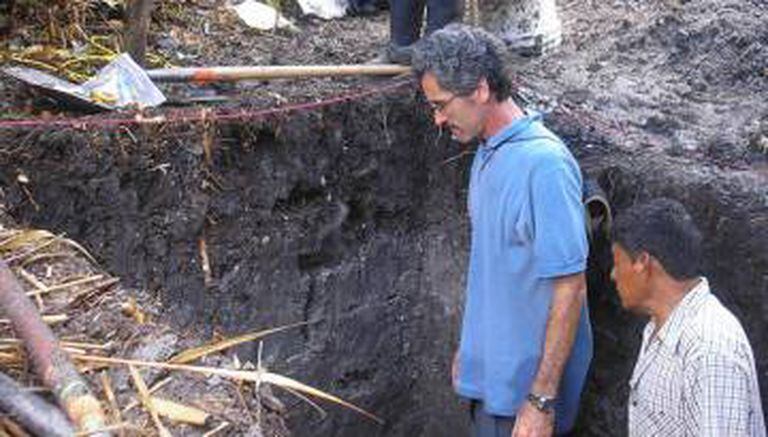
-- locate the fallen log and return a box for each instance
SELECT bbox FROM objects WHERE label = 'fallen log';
[0,371,74,437]
[0,260,109,436]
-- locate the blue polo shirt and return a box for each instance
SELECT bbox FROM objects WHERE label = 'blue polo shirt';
[455,112,592,433]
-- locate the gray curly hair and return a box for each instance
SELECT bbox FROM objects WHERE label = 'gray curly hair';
[412,24,512,101]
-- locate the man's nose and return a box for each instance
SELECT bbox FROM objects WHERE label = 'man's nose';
[434,111,447,127]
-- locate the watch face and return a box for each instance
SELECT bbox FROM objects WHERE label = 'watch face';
[527,394,556,412]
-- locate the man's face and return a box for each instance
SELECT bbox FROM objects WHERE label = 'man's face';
[420,72,485,144]
[611,243,652,313]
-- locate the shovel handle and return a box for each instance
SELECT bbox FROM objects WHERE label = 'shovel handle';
[146,64,412,83]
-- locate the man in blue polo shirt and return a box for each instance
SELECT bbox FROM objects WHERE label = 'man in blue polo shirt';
[412,25,592,436]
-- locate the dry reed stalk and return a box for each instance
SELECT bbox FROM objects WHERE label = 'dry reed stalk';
[0,343,83,357]
[0,230,96,265]
[74,422,139,437]
[17,268,46,311]
[0,417,29,437]
[149,397,209,426]
[0,338,108,351]
[99,372,124,436]
[122,377,173,413]
[76,354,384,424]
[168,321,310,364]
[281,385,326,419]
[201,108,215,167]
[198,236,212,286]
[3,235,60,264]
[19,252,74,267]
[57,340,111,351]
[61,346,87,355]
[26,275,105,297]
[128,365,172,437]
[67,277,120,308]
[0,314,68,325]
[232,380,255,422]
[201,421,229,437]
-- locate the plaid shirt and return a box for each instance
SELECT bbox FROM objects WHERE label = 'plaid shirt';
[628,278,766,437]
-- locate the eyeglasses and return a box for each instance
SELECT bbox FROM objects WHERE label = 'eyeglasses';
[426,94,459,114]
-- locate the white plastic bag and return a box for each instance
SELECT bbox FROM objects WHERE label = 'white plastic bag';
[2,53,166,111]
[296,0,348,20]
[231,0,298,31]
[83,53,166,109]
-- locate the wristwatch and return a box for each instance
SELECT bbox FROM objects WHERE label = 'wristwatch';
[526,393,557,413]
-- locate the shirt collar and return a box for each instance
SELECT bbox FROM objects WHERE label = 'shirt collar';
[651,277,711,349]
[481,111,542,151]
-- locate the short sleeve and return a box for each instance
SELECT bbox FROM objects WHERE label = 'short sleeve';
[531,159,588,278]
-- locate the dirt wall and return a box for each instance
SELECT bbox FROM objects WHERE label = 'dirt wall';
[550,111,768,435]
[0,89,471,436]
[0,87,766,436]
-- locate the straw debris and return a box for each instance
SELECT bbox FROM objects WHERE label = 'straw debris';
[0,221,380,435]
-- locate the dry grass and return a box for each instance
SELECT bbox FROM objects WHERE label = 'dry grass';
[168,321,309,364]
[1,0,171,82]
[77,354,385,425]
[0,222,382,435]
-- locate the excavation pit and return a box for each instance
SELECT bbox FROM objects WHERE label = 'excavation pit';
[0,0,767,435]
[0,79,766,436]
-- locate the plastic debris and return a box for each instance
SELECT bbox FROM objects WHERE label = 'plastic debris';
[297,0,349,20]
[2,53,166,111]
[231,0,298,31]
[100,0,125,8]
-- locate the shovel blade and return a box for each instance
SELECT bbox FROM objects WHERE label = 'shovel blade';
[1,53,166,112]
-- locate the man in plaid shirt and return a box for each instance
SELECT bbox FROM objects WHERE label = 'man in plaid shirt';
[611,198,765,436]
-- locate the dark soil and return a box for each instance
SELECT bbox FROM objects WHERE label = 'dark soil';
[0,0,767,436]
[0,89,473,436]
[516,0,768,170]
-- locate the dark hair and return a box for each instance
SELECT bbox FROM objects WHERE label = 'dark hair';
[611,198,703,280]
[411,23,513,101]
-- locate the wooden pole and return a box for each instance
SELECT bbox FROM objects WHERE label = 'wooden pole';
[125,0,155,66]
[146,64,412,83]
[0,372,75,437]
[0,260,109,436]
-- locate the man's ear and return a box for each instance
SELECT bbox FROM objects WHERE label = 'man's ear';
[647,255,670,279]
[472,78,491,104]
[633,251,652,275]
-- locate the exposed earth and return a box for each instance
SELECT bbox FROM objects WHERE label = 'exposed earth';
[0,0,766,436]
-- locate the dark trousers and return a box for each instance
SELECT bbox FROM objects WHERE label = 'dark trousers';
[469,400,516,437]
[469,400,579,437]
[389,0,462,47]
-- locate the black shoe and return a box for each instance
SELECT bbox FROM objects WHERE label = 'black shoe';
[367,43,413,65]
